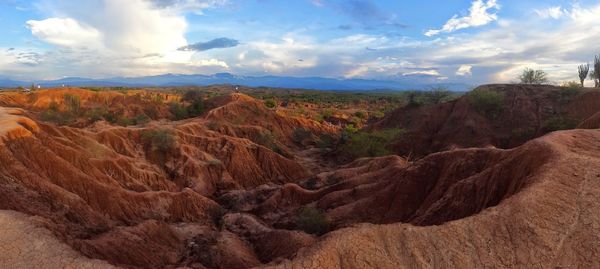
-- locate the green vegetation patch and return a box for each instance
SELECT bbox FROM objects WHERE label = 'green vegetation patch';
[141,129,176,154]
[338,127,404,159]
[169,89,207,120]
[264,98,277,109]
[543,116,578,132]
[468,89,505,119]
[256,130,283,154]
[292,127,313,144]
[295,207,329,235]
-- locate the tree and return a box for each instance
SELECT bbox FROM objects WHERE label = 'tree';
[578,63,590,87]
[426,88,452,104]
[519,68,548,84]
[593,55,600,88]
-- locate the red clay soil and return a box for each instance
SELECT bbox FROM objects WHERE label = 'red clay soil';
[0,88,177,123]
[204,93,338,149]
[223,128,554,230]
[579,110,600,128]
[0,90,334,268]
[261,129,600,269]
[1,88,600,269]
[373,84,600,157]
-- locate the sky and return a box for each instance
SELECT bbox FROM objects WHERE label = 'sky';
[0,0,599,86]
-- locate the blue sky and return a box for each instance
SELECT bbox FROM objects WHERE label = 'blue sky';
[1,0,599,86]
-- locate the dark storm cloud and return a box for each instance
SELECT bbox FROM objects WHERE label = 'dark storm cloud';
[178,38,240,52]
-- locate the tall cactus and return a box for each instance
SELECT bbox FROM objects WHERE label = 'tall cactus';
[578,64,589,87]
[594,55,600,88]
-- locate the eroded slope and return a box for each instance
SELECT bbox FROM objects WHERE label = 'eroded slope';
[262,129,600,268]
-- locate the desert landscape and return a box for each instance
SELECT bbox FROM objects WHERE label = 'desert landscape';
[2,0,600,268]
[0,82,599,268]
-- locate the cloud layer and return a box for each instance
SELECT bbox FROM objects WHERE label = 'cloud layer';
[2,0,600,87]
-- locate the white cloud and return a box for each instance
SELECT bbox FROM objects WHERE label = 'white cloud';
[18,0,234,78]
[189,58,229,68]
[26,18,101,48]
[456,65,472,76]
[534,6,565,19]
[425,0,500,37]
[402,70,441,76]
[427,3,600,84]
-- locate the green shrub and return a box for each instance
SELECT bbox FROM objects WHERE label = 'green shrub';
[468,89,505,119]
[256,131,282,153]
[169,102,189,120]
[169,95,206,120]
[371,110,385,119]
[322,108,335,118]
[85,107,108,123]
[40,110,74,126]
[543,116,578,132]
[295,207,329,235]
[354,111,367,119]
[141,129,175,154]
[341,124,359,140]
[63,94,81,115]
[295,107,307,117]
[292,128,313,143]
[186,99,205,117]
[115,116,134,127]
[133,114,151,125]
[339,128,404,159]
[182,90,202,102]
[41,100,74,125]
[48,101,59,112]
[313,114,325,123]
[317,134,336,149]
[406,91,424,107]
[152,94,164,103]
[425,88,453,104]
[555,86,581,104]
[264,99,277,109]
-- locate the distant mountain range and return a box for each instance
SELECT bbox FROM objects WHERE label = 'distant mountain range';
[0,73,473,91]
